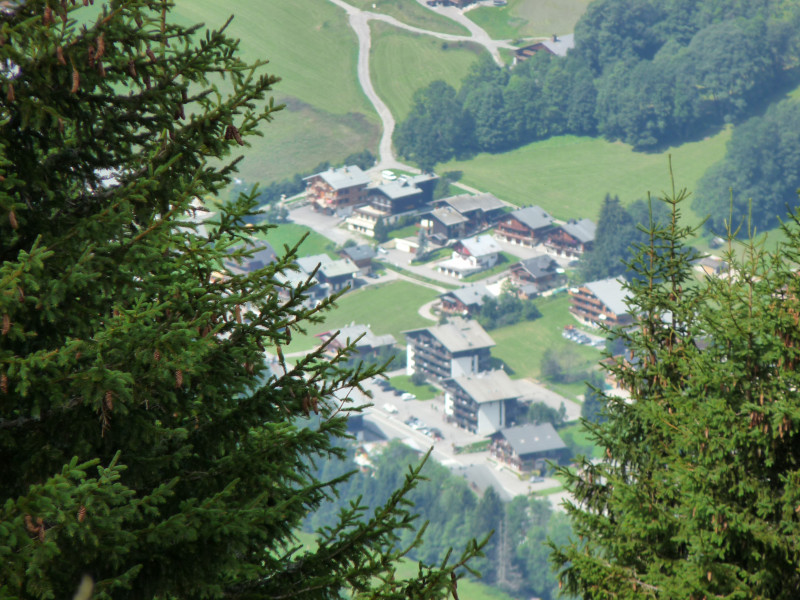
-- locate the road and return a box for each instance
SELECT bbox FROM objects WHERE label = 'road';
[326,0,516,170]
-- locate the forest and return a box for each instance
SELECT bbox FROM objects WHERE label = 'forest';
[395,0,800,228]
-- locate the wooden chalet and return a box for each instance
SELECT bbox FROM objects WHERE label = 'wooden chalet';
[495,206,554,247]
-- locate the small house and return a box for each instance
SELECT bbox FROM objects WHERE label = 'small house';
[489,423,570,472]
[495,206,554,247]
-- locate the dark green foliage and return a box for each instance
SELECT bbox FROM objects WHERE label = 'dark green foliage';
[374,218,389,243]
[527,402,567,428]
[475,291,541,331]
[580,372,607,424]
[694,100,800,234]
[396,0,800,155]
[307,441,571,599]
[394,81,473,172]
[0,2,477,598]
[552,179,800,598]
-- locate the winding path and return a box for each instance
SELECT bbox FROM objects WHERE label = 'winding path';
[326,0,516,171]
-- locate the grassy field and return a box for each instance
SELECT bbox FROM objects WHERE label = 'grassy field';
[490,293,602,397]
[370,22,486,121]
[466,0,594,40]
[173,0,380,184]
[294,532,513,600]
[388,374,439,400]
[258,223,339,259]
[285,280,440,353]
[348,0,470,35]
[441,128,732,225]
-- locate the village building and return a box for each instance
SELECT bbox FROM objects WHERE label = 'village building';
[437,234,502,279]
[224,241,278,275]
[421,206,470,243]
[339,244,376,276]
[296,254,359,293]
[315,323,396,361]
[488,423,570,472]
[569,277,633,327]
[513,33,575,64]
[304,165,371,215]
[509,255,565,298]
[693,255,729,277]
[544,218,596,258]
[443,369,525,435]
[439,283,493,316]
[274,269,327,306]
[495,205,554,247]
[345,174,437,237]
[404,317,495,382]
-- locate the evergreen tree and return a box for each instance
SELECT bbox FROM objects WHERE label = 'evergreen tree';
[552,179,800,598]
[0,2,480,598]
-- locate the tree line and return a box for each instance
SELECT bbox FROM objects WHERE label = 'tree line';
[395,0,800,171]
[305,440,572,600]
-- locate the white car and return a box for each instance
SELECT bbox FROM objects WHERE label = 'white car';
[381,169,397,181]
[401,392,416,401]
[383,403,399,414]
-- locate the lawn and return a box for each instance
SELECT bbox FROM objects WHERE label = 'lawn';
[370,22,486,121]
[258,223,338,259]
[285,280,440,353]
[490,293,603,394]
[172,0,380,184]
[348,0,470,35]
[388,374,439,400]
[466,0,594,40]
[440,129,732,226]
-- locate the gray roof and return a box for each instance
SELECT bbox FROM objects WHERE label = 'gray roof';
[296,253,333,275]
[441,193,505,214]
[508,206,553,231]
[369,178,421,200]
[319,258,359,279]
[561,218,596,243]
[317,324,396,350]
[516,255,559,279]
[307,165,370,190]
[430,206,469,227]
[441,284,492,308]
[584,278,629,316]
[495,423,566,455]
[342,244,376,262]
[405,316,495,353]
[539,33,575,57]
[450,369,520,404]
[459,235,502,257]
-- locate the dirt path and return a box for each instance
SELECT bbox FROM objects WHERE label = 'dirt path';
[326,0,515,170]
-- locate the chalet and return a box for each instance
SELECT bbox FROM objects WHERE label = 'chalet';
[304,165,370,215]
[296,254,359,293]
[569,278,633,328]
[443,370,524,435]
[433,193,506,231]
[345,174,437,237]
[488,423,570,472]
[315,324,396,361]
[339,244,376,275]
[514,33,575,64]
[421,206,469,243]
[275,269,327,305]
[439,283,493,315]
[694,255,729,277]
[495,206,554,247]
[366,174,437,215]
[509,255,565,298]
[545,218,596,257]
[437,234,502,279]
[404,317,495,382]
[224,241,277,275]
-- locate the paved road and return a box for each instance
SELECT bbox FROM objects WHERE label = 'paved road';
[326,0,516,170]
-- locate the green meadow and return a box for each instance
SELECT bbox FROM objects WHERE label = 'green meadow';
[467,0,594,40]
[490,293,602,400]
[285,280,439,353]
[173,0,379,185]
[259,223,338,259]
[370,22,486,121]
[348,0,470,35]
[441,128,732,225]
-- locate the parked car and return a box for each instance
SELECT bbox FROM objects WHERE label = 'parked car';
[383,403,399,414]
[401,392,416,401]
